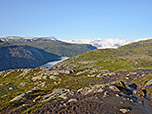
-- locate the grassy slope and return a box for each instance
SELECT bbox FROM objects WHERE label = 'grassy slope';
[0,68,101,112]
[59,39,152,71]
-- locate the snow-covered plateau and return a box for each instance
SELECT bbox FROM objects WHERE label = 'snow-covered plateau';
[63,38,150,49]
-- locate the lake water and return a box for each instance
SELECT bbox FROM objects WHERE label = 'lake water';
[40,57,69,68]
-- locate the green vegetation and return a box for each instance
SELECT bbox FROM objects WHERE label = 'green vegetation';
[0,68,101,113]
[57,39,152,71]
[1,37,96,57]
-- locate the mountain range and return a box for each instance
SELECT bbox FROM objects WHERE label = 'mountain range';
[0,36,97,57]
[0,36,97,71]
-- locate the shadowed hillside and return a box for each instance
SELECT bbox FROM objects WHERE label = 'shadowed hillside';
[0,45,60,71]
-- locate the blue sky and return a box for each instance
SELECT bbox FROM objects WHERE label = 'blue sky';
[0,0,152,40]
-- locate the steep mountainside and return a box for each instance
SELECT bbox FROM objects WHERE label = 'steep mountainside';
[0,36,97,57]
[0,45,60,71]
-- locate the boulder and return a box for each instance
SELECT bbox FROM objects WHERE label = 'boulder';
[119,108,131,113]
[40,88,75,102]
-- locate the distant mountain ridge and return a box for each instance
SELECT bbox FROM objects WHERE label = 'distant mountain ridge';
[63,38,148,49]
[0,36,97,57]
[1,36,57,41]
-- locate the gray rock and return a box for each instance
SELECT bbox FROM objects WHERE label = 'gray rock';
[68,99,77,103]
[43,76,47,80]
[103,91,110,98]
[9,87,14,90]
[20,82,27,86]
[40,88,75,102]
[32,75,43,81]
[87,74,96,77]
[109,86,120,92]
[96,73,102,77]
[119,108,130,113]
[144,79,152,87]
[10,90,34,102]
[49,75,57,80]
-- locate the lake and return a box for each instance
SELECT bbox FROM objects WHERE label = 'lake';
[40,57,69,68]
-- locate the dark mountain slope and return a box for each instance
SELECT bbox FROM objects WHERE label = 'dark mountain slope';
[1,37,97,57]
[0,45,60,71]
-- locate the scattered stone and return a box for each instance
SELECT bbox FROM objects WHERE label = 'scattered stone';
[20,82,27,86]
[109,86,120,92]
[125,77,129,80]
[9,87,14,90]
[120,101,124,104]
[68,99,77,103]
[96,73,102,77]
[116,94,120,97]
[19,69,31,77]
[119,108,131,113]
[87,74,96,77]
[3,71,12,77]
[49,75,57,80]
[103,91,110,98]
[32,75,43,81]
[43,76,47,80]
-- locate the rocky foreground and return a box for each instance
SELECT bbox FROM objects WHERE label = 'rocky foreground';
[0,67,152,114]
[34,82,152,114]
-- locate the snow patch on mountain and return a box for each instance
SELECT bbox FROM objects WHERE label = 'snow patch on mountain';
[63,38,149,49]
[0,36,57,42]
